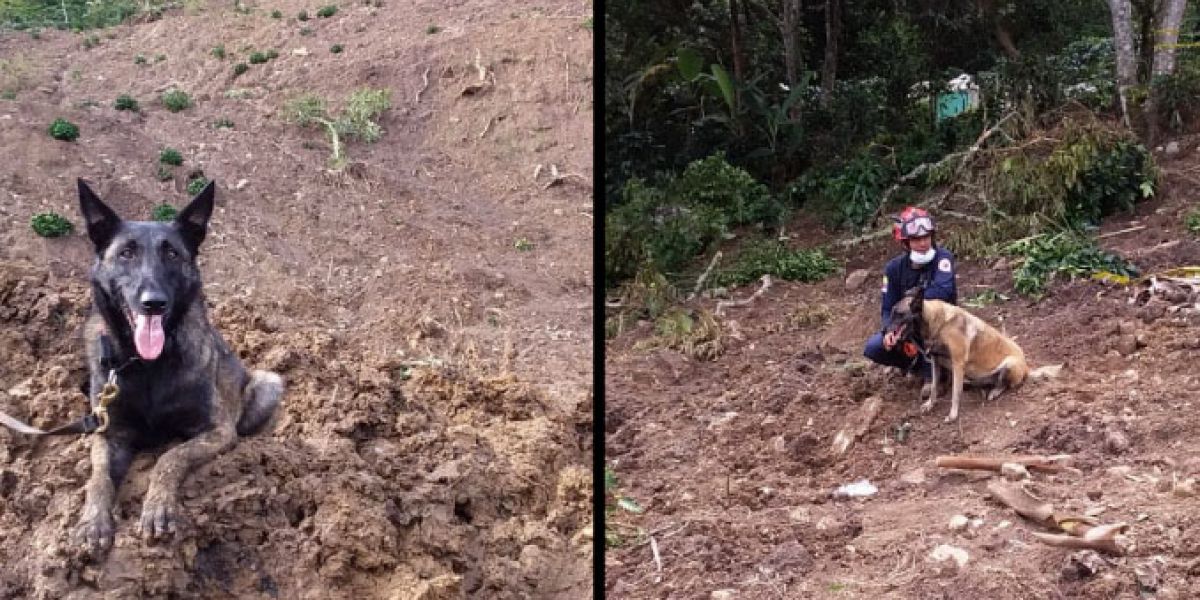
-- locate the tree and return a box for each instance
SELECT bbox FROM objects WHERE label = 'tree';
[976,0,1021,60]
[1108,0,1138,128]
[820,0,842,104]
[780,0,804,87]
[1145,0,1188,144]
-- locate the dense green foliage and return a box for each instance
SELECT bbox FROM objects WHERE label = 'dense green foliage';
[48,118,79,140]
[31,212,72,237]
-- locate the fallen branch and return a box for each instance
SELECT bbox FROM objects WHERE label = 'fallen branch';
[986,479,1054,526]
[830,396,883,456]
[650,536,663,583]
[1130,239,1181,258]
[414,66,431,103]
[936,453,1074,474]
[869,111,1017,227]
[1097,225,1147,239]
[687,251,723,301]
[1031,523,1129,555]
[835,227,892,248]
[715,275,772,316]
[929,111,1019,212]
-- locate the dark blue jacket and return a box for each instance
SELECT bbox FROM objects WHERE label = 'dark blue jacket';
[880,246,957,327]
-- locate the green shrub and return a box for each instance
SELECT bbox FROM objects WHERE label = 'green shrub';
[249,52,268,64]
[426,24,441,34]
[271,9,282,18]
[161,89,191,112]
[134,54,147,65]
[48,118,79,141]
[1003,232,1138,297]
[159,147,183,165]
[211,45,226,59]
[31,212,73,237]
[114,94,139,111]
[330,44,343,53]
[1186,209,1200,234]
[233,62,249,76]
[713,240,840,287]
[316,4,337,17]
[672,154,783,227]
[791,151,890,230]
[605,178,727,282]
[186,175,209,196]
[299,26,313,36]
[150,204,177,221]
[266,49,279,60]
[212,117,235,129]
[297,10,309,20]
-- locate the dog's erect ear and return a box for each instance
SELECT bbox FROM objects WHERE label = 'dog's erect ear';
[911,288,924,314]
[174,180,215,253]
[77,179,122,254]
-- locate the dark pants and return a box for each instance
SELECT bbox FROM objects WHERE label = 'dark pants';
[864,332,931,380]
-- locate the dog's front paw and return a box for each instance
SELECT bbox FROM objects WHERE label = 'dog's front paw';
[72,511,115,557]
[944,410,959,423]
[138,494,183,540]
[919,399,934,414]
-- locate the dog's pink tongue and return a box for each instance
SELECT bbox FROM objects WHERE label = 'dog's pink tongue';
[134,314,164,360]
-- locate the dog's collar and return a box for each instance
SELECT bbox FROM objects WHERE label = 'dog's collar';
[98,332,140,375]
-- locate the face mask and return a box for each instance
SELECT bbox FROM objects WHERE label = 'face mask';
[910,247,936,265]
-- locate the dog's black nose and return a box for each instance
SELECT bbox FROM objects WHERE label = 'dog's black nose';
[140,292,168,315]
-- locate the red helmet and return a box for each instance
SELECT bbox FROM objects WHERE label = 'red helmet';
[892,206,936,242]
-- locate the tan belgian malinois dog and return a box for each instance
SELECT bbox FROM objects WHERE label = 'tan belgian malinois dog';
[886,287,1029,422]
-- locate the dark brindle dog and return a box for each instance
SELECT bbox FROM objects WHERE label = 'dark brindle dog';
[69,179,283,555]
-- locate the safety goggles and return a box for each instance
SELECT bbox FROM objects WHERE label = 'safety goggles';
[899,215,934,238]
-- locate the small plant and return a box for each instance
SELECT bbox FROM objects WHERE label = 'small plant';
[156,164,174,181]
[82,34,99,49]
[213,117,235,129]
[271,9,283,18]
[114,95,139,111]
[283,87,392,170]
[159,148,183,166]
[233,63,249,76]
[963,288,1010,308]
[581,17,592,30]
[299,26,314,36]
[1003,232,1138,297]
[266,49,279,60]
[161,89,192,112]
[249,51,268,64]
[713,240,840,288]
[150,204,178,221]
[1186,209,1200,234]
[78,99,101,109]
[330,44,343,54]
[186,176,209,196]
[0,90,16,100]
[211,45,226,59]
[297,10,309,20]
[48,118,79,141]
[604,466,646,548]
[514,237,534,251]
[155,54,166,63]
[426,24,441,34]
[316,4,337,17]
[224,88,253,99]
[134,54,148,65]
[31,213,73,238]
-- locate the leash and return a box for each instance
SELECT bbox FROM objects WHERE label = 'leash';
[0,334,136,436]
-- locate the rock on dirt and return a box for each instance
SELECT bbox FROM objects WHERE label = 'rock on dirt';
[844,269,871,290]
[928,544,969,569]
[948,515,969,532]
[900,468,927,486]
[1062,550,1106,581]
[711,589,737,599]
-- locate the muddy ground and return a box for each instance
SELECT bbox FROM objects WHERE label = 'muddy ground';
[606,147,1200,598]
[0,0,593,597]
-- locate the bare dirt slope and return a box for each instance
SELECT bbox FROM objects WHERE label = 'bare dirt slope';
[0,1,593,597]
[606,152,1200,598]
